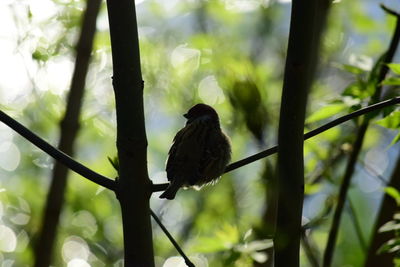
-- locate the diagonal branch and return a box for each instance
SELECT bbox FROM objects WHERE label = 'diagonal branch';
[150,210,195,267]
[152,96,400,192]
[0,110,116,191]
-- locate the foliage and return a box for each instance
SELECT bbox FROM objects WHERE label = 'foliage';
[377,187,400,265]
[0,0,398,266]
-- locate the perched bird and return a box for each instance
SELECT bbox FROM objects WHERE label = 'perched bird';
[160,104,231,200]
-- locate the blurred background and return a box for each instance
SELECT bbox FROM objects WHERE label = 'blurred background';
[0,0,400,266]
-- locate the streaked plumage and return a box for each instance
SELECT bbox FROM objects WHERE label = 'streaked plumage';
[160,104,231,200]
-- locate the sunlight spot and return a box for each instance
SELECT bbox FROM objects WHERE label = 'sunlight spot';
[349,54,373,71]
[0,124,13,142]
[0,141,20,171]
[357,174,381,193]
[29,0,57,22]
[251,251,268,263]
[163,256,188,267]
[171,44,200,71]
[0,52,31,106]
[163,255,208,267]
[71,210,98,238]
[0,225,17,252]
[36,57,73,95]
[160,201,184,227]
[198,75,226,105]
[1,259,14,267]
[10,213,30,225]
[32,156,54,169]
[62,236,90,263]
[154,0,180,14]
[224,0,269,12]
[67,258,91,267]
[15,230,29,252]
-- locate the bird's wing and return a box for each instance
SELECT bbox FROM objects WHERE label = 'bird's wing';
[197,130,231,184]
[166,122,207,184]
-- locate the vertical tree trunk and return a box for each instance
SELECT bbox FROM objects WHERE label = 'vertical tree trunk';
[275,1,330,266]
[105,1,155,266]
[34,0,101,266]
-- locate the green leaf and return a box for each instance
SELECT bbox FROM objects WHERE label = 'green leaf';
[384,186,400,206]
[368,52,387,85]
[190,224,239,253]
[390,131,400,145]
[341,64,366,75]
[378,238,400,254]
[305,183,322,195]
[107,156,119,173]
[306,103,347,124]
[388,63,400,75]
[375,111,400,129]
[381,77,400,86]
[379,220,400,233]
[342,81,371,99]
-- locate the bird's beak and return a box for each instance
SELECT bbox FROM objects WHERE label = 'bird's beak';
[183,113,188,119]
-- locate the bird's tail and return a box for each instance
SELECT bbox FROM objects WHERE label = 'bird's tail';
[159,182,181,200]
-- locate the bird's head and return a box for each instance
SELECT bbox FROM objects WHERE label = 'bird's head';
[184,103,219,125]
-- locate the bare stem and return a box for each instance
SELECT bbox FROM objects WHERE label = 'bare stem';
[150,210,195,267]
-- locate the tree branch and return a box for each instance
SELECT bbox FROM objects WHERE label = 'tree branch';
[381,4,400,18]
[0,110,116,191]
[152,96,400,192]
[150,210,195,267]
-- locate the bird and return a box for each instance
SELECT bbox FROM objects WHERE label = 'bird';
[160,103,231,200]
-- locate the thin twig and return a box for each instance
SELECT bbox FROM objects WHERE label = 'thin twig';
[150,210,195,267]
[152,96,400,192]
[381,4,400,18]
[0,110,116,191]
